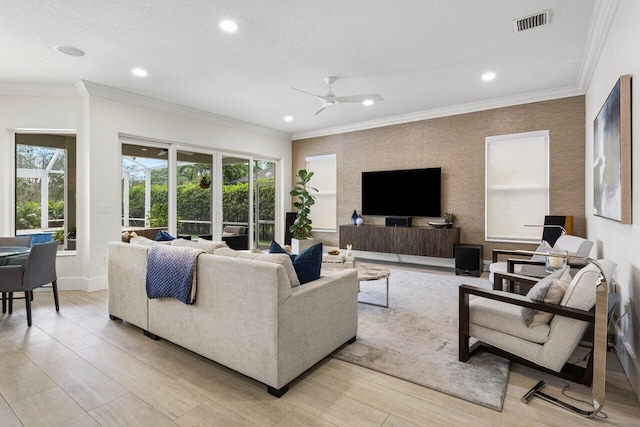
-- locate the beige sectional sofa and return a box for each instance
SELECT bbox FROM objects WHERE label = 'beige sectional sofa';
[107,241,358,396]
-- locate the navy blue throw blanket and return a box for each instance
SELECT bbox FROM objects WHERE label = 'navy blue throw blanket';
[146,245,203,304]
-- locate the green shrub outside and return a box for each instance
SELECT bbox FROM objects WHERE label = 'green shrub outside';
[127,180,275,231]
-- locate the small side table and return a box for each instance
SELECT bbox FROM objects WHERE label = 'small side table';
[455,244,484,277]
[356,263,391,308]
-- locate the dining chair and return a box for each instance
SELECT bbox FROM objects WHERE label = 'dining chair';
[0,240,59,326]
[1,235,33,312]
[0,235,33,249]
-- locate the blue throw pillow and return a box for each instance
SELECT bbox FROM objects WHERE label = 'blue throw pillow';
[292,243,323,285]
[155,230,176,241]
[269,240,296,262]
[269,240,288,254]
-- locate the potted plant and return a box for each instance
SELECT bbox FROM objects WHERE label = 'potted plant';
[444,212,456,228]
[53,229,65,249]
[289,169,317,254]
[199,173,211,189]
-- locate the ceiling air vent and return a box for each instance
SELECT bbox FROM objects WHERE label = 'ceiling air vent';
[513,9,550,33]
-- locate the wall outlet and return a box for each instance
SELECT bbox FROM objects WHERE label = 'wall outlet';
[101,256,107,264]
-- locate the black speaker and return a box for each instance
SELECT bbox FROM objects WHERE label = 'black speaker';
[285,212,296,245]
[455,244,483,277]
[385,217,412,227]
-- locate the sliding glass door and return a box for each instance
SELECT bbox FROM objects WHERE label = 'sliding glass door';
[220,156,250,249]
[121,141,280,247]
[253,160,276,249]
[121,144,168,231]
[176,150,213,239]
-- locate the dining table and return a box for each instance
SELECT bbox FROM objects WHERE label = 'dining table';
[0,246,30,264]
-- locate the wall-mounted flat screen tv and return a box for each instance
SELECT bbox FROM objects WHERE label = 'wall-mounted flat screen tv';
[362,167,441,217]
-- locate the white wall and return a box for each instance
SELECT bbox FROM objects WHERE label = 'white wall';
[0,87,292,292]
[0,95,85,288]
[585,0,640,396]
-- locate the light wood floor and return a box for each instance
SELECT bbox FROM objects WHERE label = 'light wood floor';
[1,272,639,426]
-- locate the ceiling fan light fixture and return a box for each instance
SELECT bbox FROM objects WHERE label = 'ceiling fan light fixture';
[292,76,384,116]
[219,20,239,32]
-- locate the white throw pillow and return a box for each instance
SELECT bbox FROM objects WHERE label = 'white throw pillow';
[129,236,171,246]
[171,238,227,254]
[214,247,300,288]
[129,236,155,246]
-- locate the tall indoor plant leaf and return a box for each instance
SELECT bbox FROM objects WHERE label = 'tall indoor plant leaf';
[289,169,317,239]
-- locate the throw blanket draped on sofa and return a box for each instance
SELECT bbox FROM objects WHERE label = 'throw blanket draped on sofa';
[146,245,204,304]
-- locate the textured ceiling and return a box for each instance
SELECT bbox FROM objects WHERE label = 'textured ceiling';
[0,1,596,137]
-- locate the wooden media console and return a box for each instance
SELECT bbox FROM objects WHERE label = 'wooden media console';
[339,224,460,258]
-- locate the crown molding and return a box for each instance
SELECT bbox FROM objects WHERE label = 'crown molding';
[292,85,584,140]
[577,0,620,91]
[76,80,290,140]
[0,82,82,98]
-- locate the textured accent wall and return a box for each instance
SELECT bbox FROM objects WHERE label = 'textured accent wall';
[292,96,585,258]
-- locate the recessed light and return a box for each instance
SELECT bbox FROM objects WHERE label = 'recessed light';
[55,45,85,57]
[140,148,148,151]
[482,72,496,81]
[132,68,148,77]
[219,20,239,32]
[284,115,293,122]
[363,99,374,106]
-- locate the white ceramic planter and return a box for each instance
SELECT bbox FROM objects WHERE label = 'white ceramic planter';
[291,237,315,255]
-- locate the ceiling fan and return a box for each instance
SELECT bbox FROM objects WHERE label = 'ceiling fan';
[292,76,384,116]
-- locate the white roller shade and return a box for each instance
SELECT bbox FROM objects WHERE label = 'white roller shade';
[306,154,337,231]
[485,131,549,243]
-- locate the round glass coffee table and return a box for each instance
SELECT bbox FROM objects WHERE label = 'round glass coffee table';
[356,262,391,308]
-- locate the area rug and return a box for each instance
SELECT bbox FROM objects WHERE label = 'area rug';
[332,268,510,411]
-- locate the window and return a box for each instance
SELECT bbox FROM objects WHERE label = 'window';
[305,154,336,231]
[15,133,77,249]
[485,131,549,243]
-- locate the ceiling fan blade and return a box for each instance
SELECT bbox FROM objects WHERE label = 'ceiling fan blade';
[333,93,385,103]
[291,87,332,102]
[313,104,329,116]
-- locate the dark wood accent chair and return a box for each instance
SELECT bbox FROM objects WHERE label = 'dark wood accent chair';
[459,263,617,386]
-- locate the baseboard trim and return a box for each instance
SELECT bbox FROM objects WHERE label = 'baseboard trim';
[56,277,87,291]
[615,328,640,403]
[55,276,108,292]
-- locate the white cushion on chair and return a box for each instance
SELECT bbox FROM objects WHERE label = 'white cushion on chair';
[553,235,594,260]
[470,298,550,344]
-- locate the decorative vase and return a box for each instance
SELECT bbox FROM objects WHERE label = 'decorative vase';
[351,210,358,225]
[446,222,452,229]
[356,215,364,226]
